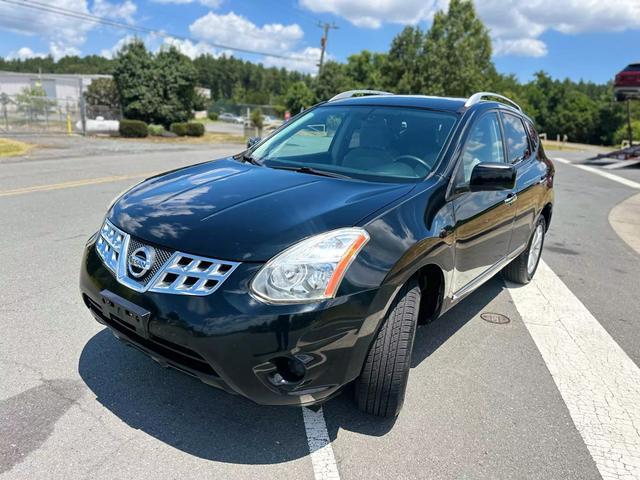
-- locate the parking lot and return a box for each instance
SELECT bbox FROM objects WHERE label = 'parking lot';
[1,140,639,480]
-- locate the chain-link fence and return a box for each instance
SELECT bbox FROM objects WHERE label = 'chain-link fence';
[0,93,120,135]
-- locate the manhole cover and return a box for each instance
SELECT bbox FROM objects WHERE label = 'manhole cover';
[480,312,511,324]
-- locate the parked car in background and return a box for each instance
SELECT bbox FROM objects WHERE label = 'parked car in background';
[614,63,640,101]
[219,112,243,124]
[80,90,554,418]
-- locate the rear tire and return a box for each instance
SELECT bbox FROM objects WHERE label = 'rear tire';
[502,216,546,284]
[355,279,420,418]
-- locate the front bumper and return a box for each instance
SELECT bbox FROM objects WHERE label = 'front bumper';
[80,236,395,406]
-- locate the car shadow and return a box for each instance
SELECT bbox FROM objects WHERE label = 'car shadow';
[323,277,506,437]
[78,278,506,463]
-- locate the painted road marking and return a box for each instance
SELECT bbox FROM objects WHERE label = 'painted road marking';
[0,172,156,198]
[507,261,640,480]
[302,407,340,480]
[554,157,640,189]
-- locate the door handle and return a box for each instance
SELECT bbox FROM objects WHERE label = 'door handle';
[504,193,517,205]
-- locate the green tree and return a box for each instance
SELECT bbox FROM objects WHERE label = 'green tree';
[313,61,348,101]
[84,78,119,108]
[613,119,640,146]
[285,81,315,113]
[112,39,157,123]
[423,0,495,96]
[16,85,55,120]
[154,46,198,125]
[251,107,264,129]
[381,26,426,93]
[112,40,197,126]
[344,51,386,90]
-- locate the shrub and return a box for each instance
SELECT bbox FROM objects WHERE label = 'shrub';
[170,122,205,137]
[119,119,148,138]
[148,124,165,136]
[170,122,188,136]
[186,122,205,137]
[207,111,219,121]
[250,108,263,129]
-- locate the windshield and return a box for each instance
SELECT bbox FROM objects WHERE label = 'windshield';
[251,105,458,182]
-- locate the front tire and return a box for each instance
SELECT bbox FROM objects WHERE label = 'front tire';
[355,279,421,418]
[502,216,546,284]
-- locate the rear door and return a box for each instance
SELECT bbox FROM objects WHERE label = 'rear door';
[501,113,547,253]
[450,111,516,294]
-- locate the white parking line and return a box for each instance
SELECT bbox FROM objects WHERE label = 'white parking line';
[302,407,340,480]
[554,157,640,189]
[507,261,640,480]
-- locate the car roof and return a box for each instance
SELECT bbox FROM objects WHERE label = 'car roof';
[326,94,467,112]
[323,94,530,119]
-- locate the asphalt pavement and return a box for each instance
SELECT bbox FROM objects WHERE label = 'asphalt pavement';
[1,140,639,479]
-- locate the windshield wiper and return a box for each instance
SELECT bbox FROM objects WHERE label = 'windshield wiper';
[239,152,262,166]
[270,165,350,179]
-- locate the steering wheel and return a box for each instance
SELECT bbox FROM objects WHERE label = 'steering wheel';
[392,154,431,171]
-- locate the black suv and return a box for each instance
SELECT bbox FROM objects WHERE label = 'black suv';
[80,91,554,418]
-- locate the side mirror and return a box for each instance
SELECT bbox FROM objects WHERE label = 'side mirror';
[247,136,261,148]
[469,162,515,192]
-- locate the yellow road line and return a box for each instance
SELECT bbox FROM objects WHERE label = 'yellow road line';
[0,172,157,198]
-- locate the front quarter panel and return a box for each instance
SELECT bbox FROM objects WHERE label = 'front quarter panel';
[350,177,455,299]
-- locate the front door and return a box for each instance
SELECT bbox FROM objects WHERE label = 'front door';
[451,111,516,293]
[502,113,548,253]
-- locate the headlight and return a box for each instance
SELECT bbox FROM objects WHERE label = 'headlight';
[250,228,370,304]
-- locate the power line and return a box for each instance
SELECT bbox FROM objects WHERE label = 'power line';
[0,0,315,61]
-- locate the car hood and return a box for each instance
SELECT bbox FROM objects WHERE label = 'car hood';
[109,158,415,261]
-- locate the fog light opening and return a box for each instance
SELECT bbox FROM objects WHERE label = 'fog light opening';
[271,356,306,385]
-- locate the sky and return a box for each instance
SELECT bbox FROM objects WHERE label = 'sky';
[1,0,640,83]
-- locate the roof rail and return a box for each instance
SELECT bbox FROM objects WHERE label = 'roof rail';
[464,92,522,111]
[329,89,394,102]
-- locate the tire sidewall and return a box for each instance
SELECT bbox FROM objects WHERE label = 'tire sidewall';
[525,216,546,281]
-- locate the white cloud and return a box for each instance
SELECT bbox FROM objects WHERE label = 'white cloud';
[100,34,224,60]
[189,11,303,53]
[0,0,137,59]
[263,47,324,74]
[493,38,547,58]
[160,37,219,59]
[300,0,446,29]
[151,0,222,6]
[49,42,82,59]
[100,35,136,59]
[300,0,640,57]
[7,47,48,60]
[93,0,137,24]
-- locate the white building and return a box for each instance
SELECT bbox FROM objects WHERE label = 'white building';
[0,71,112,100]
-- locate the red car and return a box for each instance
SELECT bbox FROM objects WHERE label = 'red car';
[614,63,640,101]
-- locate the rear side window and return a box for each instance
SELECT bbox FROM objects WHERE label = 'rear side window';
[502,113,531,163]
[525,120,539,152]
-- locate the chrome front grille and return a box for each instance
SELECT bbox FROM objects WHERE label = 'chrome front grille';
[125,237,174,286]
[96,221,125,273]
[96,219,240,296]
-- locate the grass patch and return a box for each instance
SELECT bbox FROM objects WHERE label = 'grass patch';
[542,139,611,153]
[109,132,245,144]
[0,138,31,157]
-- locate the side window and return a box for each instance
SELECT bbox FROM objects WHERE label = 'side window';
[502,113,531,163]
[525,120,539,152]
[456,112,505,185]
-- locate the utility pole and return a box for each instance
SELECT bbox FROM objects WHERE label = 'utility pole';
[627,98,633,146]
[317,21,338,74]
